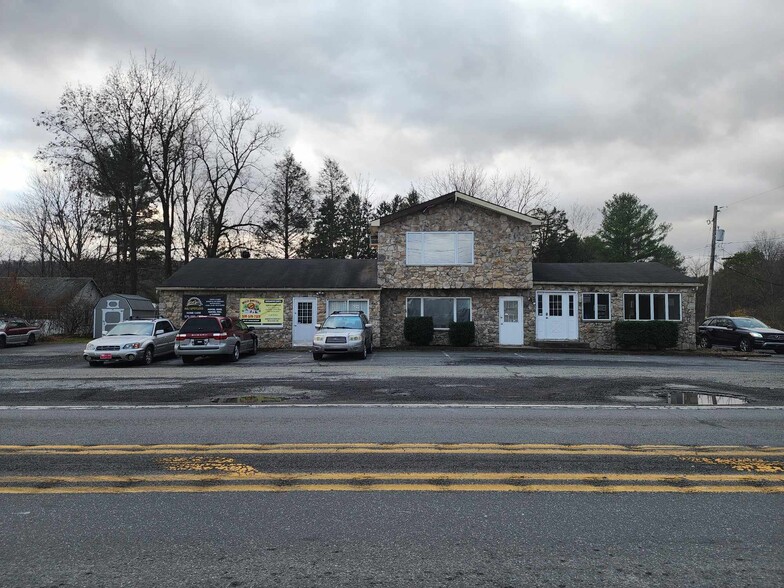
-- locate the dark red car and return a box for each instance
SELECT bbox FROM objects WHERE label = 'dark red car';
[174,316,258,364]
[0,319,42,348]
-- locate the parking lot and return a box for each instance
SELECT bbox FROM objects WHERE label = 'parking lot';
[1,342,782,406]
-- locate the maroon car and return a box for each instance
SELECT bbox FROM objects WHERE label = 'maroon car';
[174,316,258,364]
[0,319,42,348]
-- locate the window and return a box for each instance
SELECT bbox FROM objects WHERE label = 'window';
[582,293,611,321]
[406,232,474,265]
[156,321,174,333]
[623,293,682,321]
[327,299,370,318]
[406,297,472,329]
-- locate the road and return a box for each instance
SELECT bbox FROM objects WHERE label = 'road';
[1,406,783,587]
[1,346,783,586]
[1,344,783,405]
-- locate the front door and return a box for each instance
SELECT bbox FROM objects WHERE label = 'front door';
[499,297,524,345]
[536,291,578,341]
[292,297,317,347]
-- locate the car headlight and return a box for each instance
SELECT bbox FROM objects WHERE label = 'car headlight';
[349,334,362,342]
[314,336,325,343]
[749,332,763,338]
[86,343,95,350]
[122,342,142,349]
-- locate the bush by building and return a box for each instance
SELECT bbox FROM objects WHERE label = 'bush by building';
[614,321,679,350]
[404,316,434,346]
[448,321,475,346]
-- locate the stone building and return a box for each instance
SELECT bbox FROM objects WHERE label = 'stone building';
[158,191,700,350]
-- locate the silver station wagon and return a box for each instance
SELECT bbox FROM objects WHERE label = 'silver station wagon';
[312,311,373,360]
[83,318,178,366]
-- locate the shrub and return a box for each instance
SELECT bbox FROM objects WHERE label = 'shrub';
[448,321,475,346]
[614,321,679,350]
[404,316,434,346]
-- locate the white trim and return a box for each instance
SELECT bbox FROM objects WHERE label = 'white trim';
[405,296,473,329]
[405,231,474,266]
[622,292,683,321]
[534,282,698,288]
[452,192,542,225]
[581,292,612,322]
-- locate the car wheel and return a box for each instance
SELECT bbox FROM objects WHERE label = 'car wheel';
[88,361,102,367]
[738,337,753,353]
[181,356,195,364]
[140,346,154,366]
[26,333,36,346]
[698,334,712,349]
[230,344,241,362]
[0,336,5,349]
[359,344,367,360]
[313,352,323,360]
[249,337,258,355]
[775,348,784,355]
[367,339,373,354]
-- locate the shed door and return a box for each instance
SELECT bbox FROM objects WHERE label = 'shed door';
[102,308,124,335]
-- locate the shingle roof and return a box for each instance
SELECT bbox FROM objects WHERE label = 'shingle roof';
[159,258,379,290]
[533,262,699,285]
[0,277,102,300]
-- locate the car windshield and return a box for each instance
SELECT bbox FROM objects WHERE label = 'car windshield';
[733,318,768,329]
[321,316,364,330]
[180,317,221,334]
[106,323,153,336]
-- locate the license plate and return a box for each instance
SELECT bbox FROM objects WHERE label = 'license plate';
[194,339,206,345]
[100,354,112,360]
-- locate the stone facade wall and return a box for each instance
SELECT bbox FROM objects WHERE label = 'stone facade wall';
[157,289,381,349]
[528,284,699,350]
[377,199,534,290]
[380,289,531,347]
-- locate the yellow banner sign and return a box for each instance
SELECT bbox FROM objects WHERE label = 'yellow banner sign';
[240,298,284,328]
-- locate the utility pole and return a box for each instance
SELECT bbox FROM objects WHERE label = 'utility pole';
[704,205,720,318]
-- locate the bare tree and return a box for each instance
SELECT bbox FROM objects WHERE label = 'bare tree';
[568,202,597,238]
[195,96,282,258]
[420,161,553,213]
[4,184,50,276]
[127,53,207,276]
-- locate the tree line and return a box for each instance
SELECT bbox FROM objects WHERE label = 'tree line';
[2,53,686,299]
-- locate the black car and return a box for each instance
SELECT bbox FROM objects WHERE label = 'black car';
[698,316,784,353]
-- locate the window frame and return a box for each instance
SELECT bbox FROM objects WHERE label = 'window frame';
[623,292,682,321]
[326,299,371,320]
[405,231,474,266]
[405,297,473,330]
[581,292,612,322]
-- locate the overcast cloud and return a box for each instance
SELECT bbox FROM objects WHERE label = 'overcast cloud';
[1,0,782,263]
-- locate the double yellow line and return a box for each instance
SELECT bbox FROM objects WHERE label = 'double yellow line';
[1,443,782,493]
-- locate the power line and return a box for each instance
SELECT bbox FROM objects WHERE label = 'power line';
[721,265,784,288]
[723,183,784,208]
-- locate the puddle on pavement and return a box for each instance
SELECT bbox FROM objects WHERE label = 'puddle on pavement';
[667,391,747,405]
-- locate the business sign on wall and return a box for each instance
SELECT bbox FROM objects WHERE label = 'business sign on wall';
[182,294,227,319]
[240,298,284,328]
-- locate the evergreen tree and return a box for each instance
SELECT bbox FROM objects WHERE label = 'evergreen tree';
[298,158,351,258]
[340,192,375,259]
[531,207,581,262]
[260,150,313,258]
[597,193,682,267]
[376,188,421,217]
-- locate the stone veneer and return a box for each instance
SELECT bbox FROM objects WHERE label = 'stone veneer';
[527,284,699,350]
[377,199,534,290]
[158,289,381,349]
[381,289,531,347]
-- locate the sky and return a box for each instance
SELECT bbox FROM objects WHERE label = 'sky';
[1,0,782,267]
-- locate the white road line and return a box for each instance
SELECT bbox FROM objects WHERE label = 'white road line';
[0,404,782,411]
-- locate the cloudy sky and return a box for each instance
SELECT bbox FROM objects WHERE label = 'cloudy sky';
[1,0,782,265]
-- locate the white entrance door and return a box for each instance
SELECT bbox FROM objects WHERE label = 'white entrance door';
[535,291,578,341]
[292,297,317,347]
[498,296,524,345]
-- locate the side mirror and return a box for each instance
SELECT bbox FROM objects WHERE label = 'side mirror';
[315,323,321,329]
[365,323,373,328]
[155,330,164,335]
